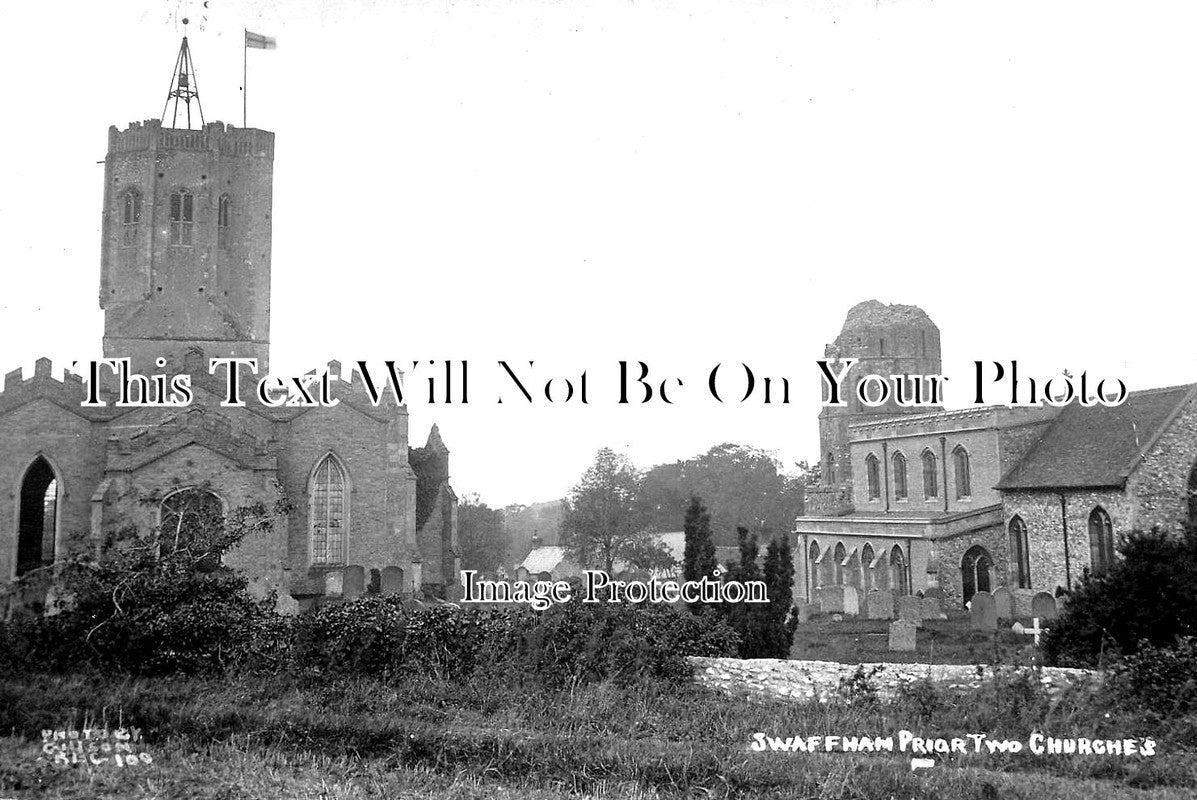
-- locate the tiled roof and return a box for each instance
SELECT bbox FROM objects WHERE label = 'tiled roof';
[997,384,1196,490]
[518,546,568,574]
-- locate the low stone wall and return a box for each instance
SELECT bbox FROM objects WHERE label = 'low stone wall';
[688,657,1097,703]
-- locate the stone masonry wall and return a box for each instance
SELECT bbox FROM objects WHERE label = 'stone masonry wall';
[689,657,1096,703]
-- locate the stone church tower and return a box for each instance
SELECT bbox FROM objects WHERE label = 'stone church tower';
[808,301,942,515]
[100,120,274,373]
[0,36,460,609]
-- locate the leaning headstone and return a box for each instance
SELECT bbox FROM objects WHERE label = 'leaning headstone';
[898,595,923,626]
[993,588,1014,620]
[921,595,946,620]
[381,566,405,595]
[841,585,860,616]
[343,565,366,599]
[1011,589,1035,618]
[323,569,344,598]
[1031,592,1058,621]
[970,591,997,630]
[888,620,918,652]
[865,589,895,620]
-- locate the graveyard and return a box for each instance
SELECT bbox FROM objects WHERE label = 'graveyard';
[789,587,1063,666]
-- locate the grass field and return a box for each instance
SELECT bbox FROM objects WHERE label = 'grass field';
[2,668,1194,800]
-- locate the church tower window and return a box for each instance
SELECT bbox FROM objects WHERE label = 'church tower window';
[310,454,348,565]
[893,451,908,500]
[922,449,938,499]
[121,189,142,247]
[953,445,971,499]
[1009,515,1031,589]
[1088,506,1115,574]
[865,454,880,500]
[217,194,231,248]
[169,189,194,246]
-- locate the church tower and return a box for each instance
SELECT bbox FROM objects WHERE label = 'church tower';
[811,301,942,514]
[99,35,274,374]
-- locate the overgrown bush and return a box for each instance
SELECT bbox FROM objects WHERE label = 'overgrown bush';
[1108,637,1197,717]
[1044,526,1197,667]
[0,502,283,676]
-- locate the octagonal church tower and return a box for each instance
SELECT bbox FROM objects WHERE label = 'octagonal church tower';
[808,301,942,514]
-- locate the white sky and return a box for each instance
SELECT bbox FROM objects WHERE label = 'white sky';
[1,1,1195,507]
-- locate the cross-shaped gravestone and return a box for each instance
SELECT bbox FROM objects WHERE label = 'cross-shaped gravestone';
[1012,617,1048,646]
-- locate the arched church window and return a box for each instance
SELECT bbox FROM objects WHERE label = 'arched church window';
[160,488,224,560]
[170,189,194,246]
[311,454,348,565]
[953,445,971,499]
[217,194,231,248]
[922,449,938,499]
[1009,515,1031,589]
[861,543,875,591]
[121,189,142,247]
[808,540,821,589]
[961,545,993,604]
[1088,506,1115,574]
[890,545,909,596]
[893,452,908,500]
[833,542,846,585]
[866,454,881,500]
[17,457,58,576]
[826,451,836,484]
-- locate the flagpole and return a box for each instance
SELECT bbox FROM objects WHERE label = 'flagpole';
[243,28,248,127]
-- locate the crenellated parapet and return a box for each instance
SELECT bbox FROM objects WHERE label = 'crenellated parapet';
[104,406,275,472]
[0,358,111,421]
[107,120,274,159]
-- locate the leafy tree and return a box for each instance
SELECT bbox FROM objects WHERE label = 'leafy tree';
[560,448,646,573]
[635,444,804,545]
[722,526,768,657]
[795,459,822,487]
[615,537,677,576]
[682,495,717,613]
[1044,526,1197,668]
[457,494,509,574]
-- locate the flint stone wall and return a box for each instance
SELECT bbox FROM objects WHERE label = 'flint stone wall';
[688,657,1096,703]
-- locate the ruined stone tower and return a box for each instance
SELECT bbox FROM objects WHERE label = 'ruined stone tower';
[99,119,274,373]
[809,300,942,514]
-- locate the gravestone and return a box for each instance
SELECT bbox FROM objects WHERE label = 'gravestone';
[924,587,946,602]
[445,582,465,603]
[921,595,946,620]
[323,569,344,598]
[888,620,917,652]
[795,599,814,623]
[992,588,1014,620]
[1031,592,1058,620]
[969,591,997,630]
[898,595,923,626]
[381,566,405,595]
[865,589,895,620]
[1011,589,1035,618]
[842,585,860,616]
[816,585,841,613]
[343,565,366,599]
